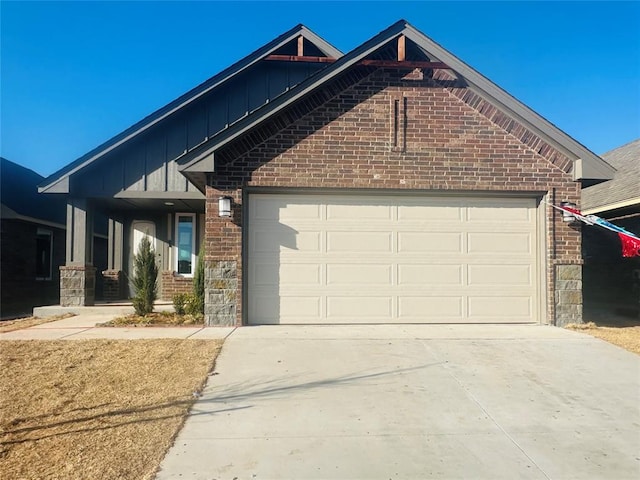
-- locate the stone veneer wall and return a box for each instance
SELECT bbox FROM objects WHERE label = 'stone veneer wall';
[60,265,96,306]
[555,264,583,327]
[204,261,237,326]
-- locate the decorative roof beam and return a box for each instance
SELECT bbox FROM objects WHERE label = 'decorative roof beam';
[264,54,338,63]
[358,60,452,69]
[298,35,304,56]
[397,34,406,61]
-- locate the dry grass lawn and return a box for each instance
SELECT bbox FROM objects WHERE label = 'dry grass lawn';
[566,322,640,355]
[0,314,75,333]
[99,312,204,327]
[0,339,222,480]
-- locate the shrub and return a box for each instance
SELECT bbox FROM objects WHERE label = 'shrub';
[131,236,158,316]
[173,293,188,315]
[185,293,203,318]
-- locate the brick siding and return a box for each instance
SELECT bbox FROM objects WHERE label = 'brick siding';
[160,271,193,301]
[205,68,582,325]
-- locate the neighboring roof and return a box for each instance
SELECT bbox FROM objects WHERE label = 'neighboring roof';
[1,157,66,227]
[39,24,342,193]
[180,19,615,187]
[582,138,640,214]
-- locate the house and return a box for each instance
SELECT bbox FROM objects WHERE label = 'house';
[581,139,640,315]
[40,20,615,327]
[0,158,106,317]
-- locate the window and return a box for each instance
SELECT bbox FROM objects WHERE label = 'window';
[36,229,53,280]
[175,214,196,276]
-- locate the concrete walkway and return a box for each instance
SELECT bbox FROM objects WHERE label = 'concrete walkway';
[156,324,640,480]
[0,307,234,340]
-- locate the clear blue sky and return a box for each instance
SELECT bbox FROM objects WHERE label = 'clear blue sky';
[1,1,639,177]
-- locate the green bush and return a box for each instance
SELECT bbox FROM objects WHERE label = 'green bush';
[173,293,188,315]
[131,236,158,316]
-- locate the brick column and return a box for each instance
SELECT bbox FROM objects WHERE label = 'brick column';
[204,186,242,326]
[102,269,125,301]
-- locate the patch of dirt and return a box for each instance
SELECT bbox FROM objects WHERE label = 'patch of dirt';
[99,311,204,327]
[0,339,223,480]
[0,313,76,333]
[566,322,640,355]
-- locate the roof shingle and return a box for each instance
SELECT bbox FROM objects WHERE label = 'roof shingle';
[582,139,640,213]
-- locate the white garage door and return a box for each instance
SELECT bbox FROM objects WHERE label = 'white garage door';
[247,194,539,324]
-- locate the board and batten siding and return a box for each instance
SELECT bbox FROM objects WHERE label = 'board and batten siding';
[73,62,322,197]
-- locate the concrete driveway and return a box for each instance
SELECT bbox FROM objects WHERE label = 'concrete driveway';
[156,325,640,480]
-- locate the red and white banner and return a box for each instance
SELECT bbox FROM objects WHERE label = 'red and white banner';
[552,203,640,258]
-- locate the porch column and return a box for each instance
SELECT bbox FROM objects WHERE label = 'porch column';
[103,215,125,301]
[60,197,96,306]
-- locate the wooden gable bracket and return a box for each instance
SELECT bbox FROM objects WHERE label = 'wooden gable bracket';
[359,35,452,69]
[264,35,339,63]
[358,59,452,69]
[264,55,337,63]
[397,34,406,61]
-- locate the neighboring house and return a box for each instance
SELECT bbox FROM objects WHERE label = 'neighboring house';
[40,20,615,326]
[581,139,640,312]
[1,158,66,317]
[1,157,67,317]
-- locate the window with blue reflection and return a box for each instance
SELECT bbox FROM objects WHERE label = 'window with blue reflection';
[177,215,194,275]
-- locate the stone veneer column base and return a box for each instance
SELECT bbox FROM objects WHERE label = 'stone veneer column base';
[555,264,583,327]
[60,265,96,306]
[204,260,237,326]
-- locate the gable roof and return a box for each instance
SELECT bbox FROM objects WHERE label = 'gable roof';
[180,19,615,188]
[38,24,342,194]
[581,138,640,214]
[1,157,66,227]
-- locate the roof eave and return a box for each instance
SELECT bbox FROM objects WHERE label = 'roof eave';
[182,20,614,183]
[582,196,640,215]
[572,157,616,183]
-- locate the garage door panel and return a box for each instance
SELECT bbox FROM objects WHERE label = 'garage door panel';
[398,264,463,286]
[327,264,392,286]
[252,198,322,221]
[468,296,532,319]
[248,194,539,325]
[468,265,532,287]
[327,203,392,220]
[467,205,533,222]
[327,231,392,253]
[327,296,393,319]
[398,232,463,253]
[279,296,322,318]
[251,229,321,254]
[398,296,463,318]
[467,232,532,254]
[397,203,463,221]
[253,263,322,287]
